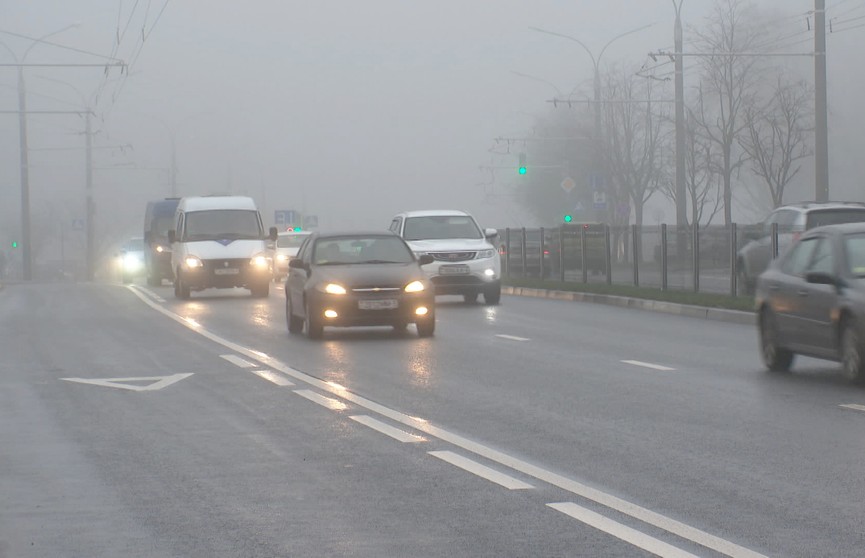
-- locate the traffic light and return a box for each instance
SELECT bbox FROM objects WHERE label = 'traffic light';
[10,240,18,248]
[292,226,302,232]
[563,215,573,223]
[518,153,527,175]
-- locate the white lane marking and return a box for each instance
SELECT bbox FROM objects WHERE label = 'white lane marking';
[622,360,677,371]
[548,502,698,558]
[839,403,865,413]
[429,450,533,490]
[221,354,256,368]
[350,415,426,443]
[294,389,348,411]
[495,334,530,342]
[129,287,767,558]
[129,285,165,303]
[61,373,194,392]
[252,370,294,387]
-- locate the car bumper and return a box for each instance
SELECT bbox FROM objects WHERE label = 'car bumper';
[420,257,500,295]
[308,291,435,327]
[181,260,271,289]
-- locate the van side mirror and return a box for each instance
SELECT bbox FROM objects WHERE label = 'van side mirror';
[167,230,176,243]
[418,254,434,265]
[269,226,278,241]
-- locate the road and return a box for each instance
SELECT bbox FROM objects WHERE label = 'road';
[2,281,864,557]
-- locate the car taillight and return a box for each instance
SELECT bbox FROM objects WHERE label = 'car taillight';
[543,250,550,255]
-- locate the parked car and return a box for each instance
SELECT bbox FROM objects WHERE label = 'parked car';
[738,202,865,294]
[284,231,436,339]
[755,222,865,381]
[269,230,311,282]
[389,210,501,305]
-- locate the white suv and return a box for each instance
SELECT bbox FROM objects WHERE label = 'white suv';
[390,210,501,305]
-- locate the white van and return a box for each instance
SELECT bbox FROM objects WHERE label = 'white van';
[168,195,277,299]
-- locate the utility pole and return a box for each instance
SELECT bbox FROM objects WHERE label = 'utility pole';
[673,0,687,256]
[814,0,829,202]
[16,66,33,280]
[85,109,94,281]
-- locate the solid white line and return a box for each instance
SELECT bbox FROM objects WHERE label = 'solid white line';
[294,389,348,411]
[221,354,256,368]
[429,450,533,490]
[129,285,165,303]
[839,403,865,413]
[548,502,699,558]
[495,334,530,342]
[251,370,294,387]
[622,360,677,371]
[350,415,426,443]
[128,287,766,558]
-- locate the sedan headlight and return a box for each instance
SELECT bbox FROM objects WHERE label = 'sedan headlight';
[184,256,203,269]
[404,280,425,293]
[476,249,496,259]
[276,254,288,262]
[322,283,347,295]
[250,254,270,268]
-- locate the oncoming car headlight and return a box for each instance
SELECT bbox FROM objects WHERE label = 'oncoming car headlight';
[276,254,288,262]
[184,256,203,269]
[404,280,425,293]
[476,249,496,259]
[250,254,270,268]
[322,283,347,295]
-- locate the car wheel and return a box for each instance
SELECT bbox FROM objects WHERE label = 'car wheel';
[174,270,191,300]
[483,282,501,306]
[463,292,478,304]
[841,321,865,382]
[760,309,793,372]
[305,300,323,339]
[416,315,435,338]
[286,295,303,334]
[251,281,269,298]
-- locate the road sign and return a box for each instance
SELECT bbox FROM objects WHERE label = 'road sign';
[560,176,576,193]
[588,172,605,190]
[274,210,298,226]
[593,191,607,210]
[72,218,84,231]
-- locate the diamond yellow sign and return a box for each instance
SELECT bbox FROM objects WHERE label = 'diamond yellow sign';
[560,176,576,193]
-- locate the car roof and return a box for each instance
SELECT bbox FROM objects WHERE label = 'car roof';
[806,222,865,235]
[311,230,400,239]
[778,201,865,212]
[395,210,473,218]
[277,230,311,236]
[178,195,257,211]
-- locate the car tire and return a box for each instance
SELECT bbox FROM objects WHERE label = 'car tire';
[250,281,269,298]
[174,270,191,300]
[463,292,478,304]
[483,282,501,306]
[841,320,865,382]
[760,309,793,372]
[305,300,323,339]
[416,316,435,338]
[287,296,303,334]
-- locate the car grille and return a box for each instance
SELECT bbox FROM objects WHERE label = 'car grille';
[430,251,476,262]
[351,286,402,293]
[203,258,249,272]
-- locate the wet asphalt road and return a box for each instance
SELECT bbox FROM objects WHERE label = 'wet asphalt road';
[2,281,865,557]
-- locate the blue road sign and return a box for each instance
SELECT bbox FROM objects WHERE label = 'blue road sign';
[274,210,298,226]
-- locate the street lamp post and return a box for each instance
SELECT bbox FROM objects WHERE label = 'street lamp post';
[0,24,79,280]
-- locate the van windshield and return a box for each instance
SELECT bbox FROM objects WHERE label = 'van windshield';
[183,210,263,241]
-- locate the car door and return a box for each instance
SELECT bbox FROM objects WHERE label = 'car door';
[795,234,839,357]
[767,236,820,348]
[287,236,312,316]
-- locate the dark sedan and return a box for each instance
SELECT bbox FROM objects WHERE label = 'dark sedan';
[285,232,436,339]
[756,222,865,381]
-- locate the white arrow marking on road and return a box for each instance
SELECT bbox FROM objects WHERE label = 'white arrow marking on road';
[548,502,699,558]
[495,334,530,342]
[622,360,676,371]
[839,403,865,413]
[350,415,426,443]
[429,450,533,490]
[61,373,194,392]
[221,354,256,368]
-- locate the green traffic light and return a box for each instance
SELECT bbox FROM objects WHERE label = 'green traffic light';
[11,241,18,248]
[518,166,527,175]
[293,226,302,232]
[563,215,573,223]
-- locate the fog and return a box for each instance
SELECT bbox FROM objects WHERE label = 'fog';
[2,0,864,277]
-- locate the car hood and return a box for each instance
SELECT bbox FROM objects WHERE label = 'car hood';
[276,247,301,257]
[183,239,268,260]
[405,238,493,252]
[312,263,428,289]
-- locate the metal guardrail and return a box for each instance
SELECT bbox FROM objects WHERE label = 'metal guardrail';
[498,224,770,297]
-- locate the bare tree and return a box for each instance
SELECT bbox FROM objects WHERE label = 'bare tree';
[739,75,813,208]
[692,0,763,226]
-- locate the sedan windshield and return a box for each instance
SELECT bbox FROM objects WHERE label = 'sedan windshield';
[313,236,414,265]
[183,210,262,241]
[845,233,865,276]
[403,216,482,241]
[278,234,309,248]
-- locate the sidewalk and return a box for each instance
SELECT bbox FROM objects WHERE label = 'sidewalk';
[503,285,755,326]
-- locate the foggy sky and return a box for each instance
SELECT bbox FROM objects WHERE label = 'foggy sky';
[2,0,863,257]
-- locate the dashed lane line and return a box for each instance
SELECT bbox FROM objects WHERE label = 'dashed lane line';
[839,403,865,413]
[622,360,677,371]
[221,354,256,368]
[429,451,533,490]
[495,334,530,342]
[251,370,294,386]
[294,389,348,411]
[350,415,426,443]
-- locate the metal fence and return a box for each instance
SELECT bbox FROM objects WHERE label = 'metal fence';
[497,224,770,297]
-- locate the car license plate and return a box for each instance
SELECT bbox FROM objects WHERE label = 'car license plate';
[214,268,239,275]
[359,299,398,310]
[439,264,470,275]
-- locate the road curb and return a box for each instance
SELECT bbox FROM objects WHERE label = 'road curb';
[502,286,755,326]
